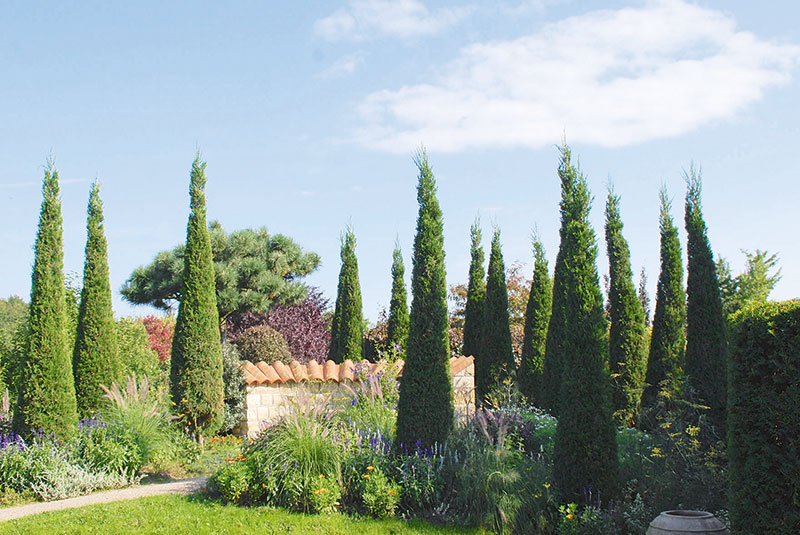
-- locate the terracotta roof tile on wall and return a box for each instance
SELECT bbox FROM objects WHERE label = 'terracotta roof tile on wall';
[242,355,475,386]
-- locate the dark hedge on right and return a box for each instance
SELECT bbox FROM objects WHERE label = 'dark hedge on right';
[728,300,800,535]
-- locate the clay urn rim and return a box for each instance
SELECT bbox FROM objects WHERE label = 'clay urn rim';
[662,510,714,519]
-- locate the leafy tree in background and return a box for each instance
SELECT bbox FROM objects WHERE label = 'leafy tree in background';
[121,222,320,326]
[550,144,617,503]
[73,183,121,417]
[517,234,551,407]
[477,228,515,404]
[13,162,78,439]
[0,296,27,391]
[328,226,364,363]
[717,249,781,317]
[684,167,728,432]
[386,242,409,355]
[116,318,164,389]
[642,188,686,411]
[396,149,453,449]
[605,189,649,426]
[141,315,175,364]
[461,219,485,363]
[170,156,224,443]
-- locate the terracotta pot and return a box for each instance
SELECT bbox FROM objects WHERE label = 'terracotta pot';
[646,510,729,534]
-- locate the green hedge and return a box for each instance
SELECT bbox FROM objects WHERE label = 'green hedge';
[728,300,800,535]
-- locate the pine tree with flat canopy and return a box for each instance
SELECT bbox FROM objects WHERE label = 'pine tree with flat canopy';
[550,144,617,502]
[328,226,363,363]
[386,242,409,355]
[461,219,485,365]
[13,162,78,439]
[517,233,551,407]
[642,187,685,410]
[684,167,728,432]
[73,182,121,417]
[605,188,649,426]
[170,155,224,444]
[396,149,453,449]
[477,228,515,404]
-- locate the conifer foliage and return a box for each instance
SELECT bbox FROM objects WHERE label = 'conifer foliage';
[642,188,685,410]
[684,168,728,431]
[477,228,515,404]
[396,150,453,449]
[386,243,409,354]
[605,189,648,426]
[170,155,225,442]
[549,145,618,502]
[328,226,363,363]
[517,234,551,407]
[73,183,121,417]
[461,219,485,363]
[13,162,78,439]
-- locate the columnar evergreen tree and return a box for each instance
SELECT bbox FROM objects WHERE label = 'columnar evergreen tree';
[386,242,409,355]
[13,162,78,439]
[517,234,551,406]
[684,168,728,431]
[73,182,121,417]
[327,226,363,363]
[550,145,618,502]
[170,156,224,443]
[461,219,485,363]
[396,149,453,449]
[642,188,685,409]
[477,228,515,404]
[605,189,649,426]
[638,267,651,328]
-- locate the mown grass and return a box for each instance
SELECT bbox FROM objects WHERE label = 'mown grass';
[0,494,490,535]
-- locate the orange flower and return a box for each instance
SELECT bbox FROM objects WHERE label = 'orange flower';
[388,490,396,495]
[314,489,322,495]
[318,474,326,479]
[362,474,370,479]
[567,514,574,520]
[366,466,374,471]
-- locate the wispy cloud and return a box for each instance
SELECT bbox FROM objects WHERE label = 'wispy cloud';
[352,0,800,152]
[319,53,365,78]
[315,0,473,41]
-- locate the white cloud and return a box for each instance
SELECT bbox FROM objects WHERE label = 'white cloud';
[314,0,473,41]
[319,53,365,78]
[352,0,800,152]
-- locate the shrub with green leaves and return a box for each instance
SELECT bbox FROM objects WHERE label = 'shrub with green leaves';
[305,473,342,514]
[361,466,400,518]
[116,318,164,390]
[208,458,252,505]
[219,342,246,434]
[235,324,292,364]
[73,419,142,480]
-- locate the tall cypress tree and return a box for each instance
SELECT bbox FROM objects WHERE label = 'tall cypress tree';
[73,182,121,417]
[517,234,551,407]
[170,155,224,443]
[642,187,685,410]
[461,219,485,363]
[396,149,453,449]
[328,226,363,363]
[551,144,617,502]
[605,189,649,426]
[386,242,409,355]
[477,228,515,404]
[684,167,728,431]
[13,162,77,439]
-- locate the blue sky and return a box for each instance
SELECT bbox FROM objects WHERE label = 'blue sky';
[1,0,799,321]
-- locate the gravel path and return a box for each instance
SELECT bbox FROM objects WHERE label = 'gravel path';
[0,477,207,522]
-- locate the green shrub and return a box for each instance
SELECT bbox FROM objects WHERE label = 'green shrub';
[728,301,800,534]
[304,473,342,514]
[219,342,246,434]
[73,419,142,480]
[361,466,399,518]
[235,324,292,364]
[209,458,252,504]
[116,318,163,389]
[557,503,618,535]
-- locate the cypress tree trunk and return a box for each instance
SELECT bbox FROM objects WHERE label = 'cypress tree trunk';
[461,219,485,364]
[396,149,453,449]
[170,155,224,443]
[328,226,363,363]
[642,187,685,410]
[517,235,551,407]
[551,144,618,503]
[13,162,77,439]
[386,243,409,355]
[605,189,649,426]
[684,168,728,432]
[478,228,515,404]
[73,183,121,417]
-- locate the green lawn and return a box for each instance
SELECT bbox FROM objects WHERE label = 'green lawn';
[0,494,489,535]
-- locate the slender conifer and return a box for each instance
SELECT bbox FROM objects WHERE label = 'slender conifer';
[517,234,551,406]
[73,183,121,417]
[396,149,453,449]
[462,219,485,363]
[386,242,409,355]
[328,226,363,363]
[13,162,77,439]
